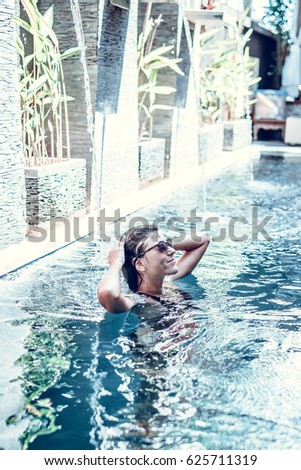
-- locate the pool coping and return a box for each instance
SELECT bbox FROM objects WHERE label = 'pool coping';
[0,146,258,277]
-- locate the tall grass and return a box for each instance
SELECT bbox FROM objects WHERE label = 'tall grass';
[15,0,80,166]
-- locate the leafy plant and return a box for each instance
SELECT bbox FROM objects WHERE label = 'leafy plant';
[199,28,223,125]
[138,12,184,140]
[199,12,261,122]
[14,0,80,166]
[199,67,221,125]
[210,44,260,121]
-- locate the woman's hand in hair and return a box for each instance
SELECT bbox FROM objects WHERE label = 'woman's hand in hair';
[98,240,135,313]
[108,241,125,268]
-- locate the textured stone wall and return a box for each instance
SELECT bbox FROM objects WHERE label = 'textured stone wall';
[25,160,86,225]
[223,119,252,151]
[37,0,98,208]
[97,5,130,114]
[169,19,199,177]
[97,0,139,206]
[0,0,27,252]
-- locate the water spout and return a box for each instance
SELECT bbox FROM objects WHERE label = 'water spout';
[70,0,101,212]
[175,0,207,212]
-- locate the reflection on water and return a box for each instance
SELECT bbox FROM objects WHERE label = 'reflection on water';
[1,157,301,449]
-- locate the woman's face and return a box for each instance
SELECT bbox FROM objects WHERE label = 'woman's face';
[139,233,178,278]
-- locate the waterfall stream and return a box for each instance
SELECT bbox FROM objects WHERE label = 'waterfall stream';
[70,0,101,212]
[176,0,207,213]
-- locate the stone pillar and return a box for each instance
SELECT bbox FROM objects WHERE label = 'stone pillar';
[96,0,139,206]
[0,0,27,252]
[170,20,199,177]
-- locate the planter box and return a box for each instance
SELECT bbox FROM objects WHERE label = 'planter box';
[138,138,165,183]
[223,119,252,151]
[25,159,86,226]
[199,122,224,163]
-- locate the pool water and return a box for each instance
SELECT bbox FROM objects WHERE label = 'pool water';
[1,155,301,450]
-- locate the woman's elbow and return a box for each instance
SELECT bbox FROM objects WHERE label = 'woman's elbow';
[97,286,119,311]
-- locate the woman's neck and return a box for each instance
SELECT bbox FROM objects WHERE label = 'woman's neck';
[138,278,164,297]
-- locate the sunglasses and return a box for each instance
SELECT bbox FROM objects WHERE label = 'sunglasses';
[135,238,173,259]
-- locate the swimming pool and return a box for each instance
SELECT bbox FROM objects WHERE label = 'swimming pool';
[1,155,301,450]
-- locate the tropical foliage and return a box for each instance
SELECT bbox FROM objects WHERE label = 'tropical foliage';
[15,0,80,166]
[199,28,223,125]
[138,13,184,139]
[199,12,261,123]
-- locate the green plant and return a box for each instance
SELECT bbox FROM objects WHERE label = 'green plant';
[199,28,223,125]
[14,0,80,166]
[210,43,260,121]
[137,12,184,140]
[199,12,261,122]
[199,67,221,125]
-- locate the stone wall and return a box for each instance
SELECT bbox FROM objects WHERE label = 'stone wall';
[97,0,139,206]
[0,0,27,252]
[223,119,252,151]
[169,20,199,177]
[25,160,86,226]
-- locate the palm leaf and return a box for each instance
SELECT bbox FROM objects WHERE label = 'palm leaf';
[140,103,152,119]
[14,17,35,35]
[27,74,48,95]
[150,56,184,75]
[143,45,174,65]
[59,47,82,60]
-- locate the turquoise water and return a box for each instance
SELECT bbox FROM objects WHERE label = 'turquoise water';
[1,156,301,450]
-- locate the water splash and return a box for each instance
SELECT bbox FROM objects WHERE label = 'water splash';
[69,0,101,211]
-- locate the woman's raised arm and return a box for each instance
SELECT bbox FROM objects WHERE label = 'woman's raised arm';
[171,232,210,280]
[97,242,135,313]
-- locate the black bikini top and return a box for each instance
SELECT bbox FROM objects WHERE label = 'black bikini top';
[136,291,167,305]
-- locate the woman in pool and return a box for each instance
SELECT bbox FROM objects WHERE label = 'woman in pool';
[97,224,210,313]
